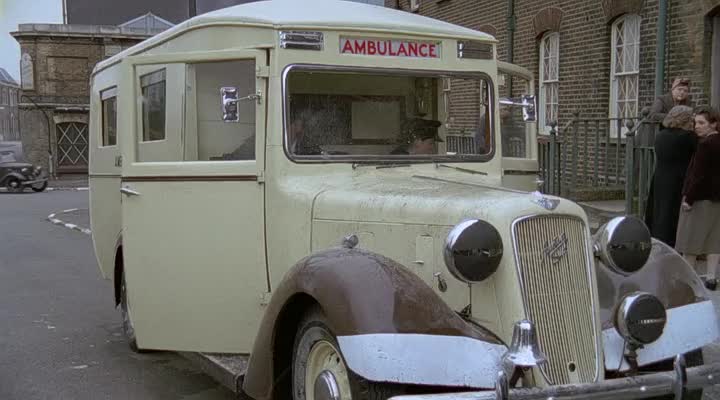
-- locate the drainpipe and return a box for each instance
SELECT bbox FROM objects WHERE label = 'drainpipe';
[507,0,516,93]
[654,0,668,97]
[20,94,54,178]
[189,0,197,18]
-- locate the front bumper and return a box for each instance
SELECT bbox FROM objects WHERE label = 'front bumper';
[20,177,47,186]
[390,356,720,400]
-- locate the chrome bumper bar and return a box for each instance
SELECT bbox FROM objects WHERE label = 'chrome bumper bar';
[21,178,47,186]
[390,356,720,400]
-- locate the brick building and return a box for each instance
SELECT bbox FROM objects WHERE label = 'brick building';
[387,0,720,130]
[387,0,720,198]
[0,68,20,142]
[11,21,169,175]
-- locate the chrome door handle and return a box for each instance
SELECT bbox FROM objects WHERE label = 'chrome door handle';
[120,186,141,196]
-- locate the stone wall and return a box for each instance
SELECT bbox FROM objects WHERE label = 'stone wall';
[13,27,147,174]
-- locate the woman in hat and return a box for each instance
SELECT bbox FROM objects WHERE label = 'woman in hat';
[648,106,697,247]
[676,106,720,289]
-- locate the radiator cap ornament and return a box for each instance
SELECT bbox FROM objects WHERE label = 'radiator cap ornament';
[530,191,560,211]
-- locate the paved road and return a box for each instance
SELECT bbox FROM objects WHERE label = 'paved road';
[0,190,235,400]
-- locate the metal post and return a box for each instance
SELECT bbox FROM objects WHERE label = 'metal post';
[655,0,669,97]
[506,0,515,94]
[549,122,557,195]
[625,120,636,215]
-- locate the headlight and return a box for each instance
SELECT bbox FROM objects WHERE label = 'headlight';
[594,216,651,275]
[444,219,503,282]
[615,292,667,345]
[33,166,42,175]
[21,167,29,174]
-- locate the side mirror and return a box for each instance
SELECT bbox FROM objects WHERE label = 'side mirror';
[221,86,240,122]
[499,95,537,123]
[221,87,263,122]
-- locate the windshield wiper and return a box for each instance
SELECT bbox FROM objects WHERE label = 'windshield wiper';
[435,163,488,175]
[351,162,412,170]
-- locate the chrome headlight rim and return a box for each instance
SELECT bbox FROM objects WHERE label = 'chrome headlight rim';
[444,219,503,283]
[594,216,652,276]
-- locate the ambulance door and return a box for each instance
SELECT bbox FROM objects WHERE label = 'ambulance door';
[498,62,539,191]
[118,50,268,353]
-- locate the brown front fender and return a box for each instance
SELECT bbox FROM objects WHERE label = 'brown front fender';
[242,247,502,400]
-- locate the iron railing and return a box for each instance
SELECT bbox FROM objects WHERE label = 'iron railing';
[538,109,659,216]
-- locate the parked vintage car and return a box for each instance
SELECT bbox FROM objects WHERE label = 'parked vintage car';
[0,141,48,193]
[88,1,720,399]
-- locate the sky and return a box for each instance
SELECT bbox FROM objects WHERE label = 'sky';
[0,0,62,82]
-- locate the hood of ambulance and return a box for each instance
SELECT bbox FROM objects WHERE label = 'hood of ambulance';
[308,165,588,339]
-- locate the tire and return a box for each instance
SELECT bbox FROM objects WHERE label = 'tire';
[5,177,24,193]
[31,181,48,192]
[292,306,404,400]
[119,271,142,353]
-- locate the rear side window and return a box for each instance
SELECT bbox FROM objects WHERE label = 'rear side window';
[140,69,166,142]
[101,87,117,146]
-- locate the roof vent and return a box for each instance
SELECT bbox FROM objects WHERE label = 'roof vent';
[280,31,324,51]
[457,41,493,60]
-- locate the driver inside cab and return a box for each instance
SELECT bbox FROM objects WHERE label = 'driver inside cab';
[391,117,443,155]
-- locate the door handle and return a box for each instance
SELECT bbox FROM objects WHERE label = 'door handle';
[120,186,141,196]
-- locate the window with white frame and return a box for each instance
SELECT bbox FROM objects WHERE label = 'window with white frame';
[539,32,559,133]
[610,14,641,131]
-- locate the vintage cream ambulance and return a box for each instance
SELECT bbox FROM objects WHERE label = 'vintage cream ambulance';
[89,1,720,399]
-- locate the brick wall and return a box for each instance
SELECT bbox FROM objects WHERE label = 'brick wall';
[14,31,146,174]
[388,0,720,123]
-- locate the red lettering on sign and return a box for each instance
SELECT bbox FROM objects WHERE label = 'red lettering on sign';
[397,42,407,56]
[389,42,398,56]
[367,41,376,55]
[419,43,428,57]
[342,40,354,54]
[378,41,388,55]
[407,42,418,57]
[354,40,366,54]
[429,44,437,58]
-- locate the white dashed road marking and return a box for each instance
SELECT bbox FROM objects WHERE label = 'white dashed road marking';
[47,208,92,235]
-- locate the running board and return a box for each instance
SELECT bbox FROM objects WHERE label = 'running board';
[180,352,249,395]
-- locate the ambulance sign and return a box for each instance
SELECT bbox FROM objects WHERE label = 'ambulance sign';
[340,37,441,59]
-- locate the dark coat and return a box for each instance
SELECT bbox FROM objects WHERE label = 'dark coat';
[649,127,697,246]
[648,93,692,123]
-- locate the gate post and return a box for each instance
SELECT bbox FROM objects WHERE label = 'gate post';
[548,121,557,195]
[624,120,636,215]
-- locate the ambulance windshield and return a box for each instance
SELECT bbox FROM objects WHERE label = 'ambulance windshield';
[284,66,493,162]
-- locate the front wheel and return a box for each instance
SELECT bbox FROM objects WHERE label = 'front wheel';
[292,306,404,400]
[5,177,24,193]
[31,181,48,192]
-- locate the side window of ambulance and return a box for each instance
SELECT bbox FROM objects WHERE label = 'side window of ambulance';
[100,87,117,147]
[140,69,166,142]
[184,60,256,161]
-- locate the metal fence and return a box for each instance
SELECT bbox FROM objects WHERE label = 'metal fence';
[538,110,659,216]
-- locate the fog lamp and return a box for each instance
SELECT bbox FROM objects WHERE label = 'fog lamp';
[443,219,503,282]
[615,292,667,345]
[594,216,652,275]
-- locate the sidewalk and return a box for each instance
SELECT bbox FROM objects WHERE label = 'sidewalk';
[578,199,625,232]
[47,175,88,191]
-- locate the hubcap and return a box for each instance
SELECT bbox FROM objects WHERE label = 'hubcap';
[305,340,352,400]
[314,370,341,400]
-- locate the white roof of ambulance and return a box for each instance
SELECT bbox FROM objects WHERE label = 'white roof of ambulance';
[93,0,495,75]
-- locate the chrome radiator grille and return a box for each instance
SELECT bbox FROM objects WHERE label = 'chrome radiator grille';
[512,215,599,385]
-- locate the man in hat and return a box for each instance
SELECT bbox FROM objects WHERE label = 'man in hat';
[391,117,443,155]
[649,77,692,123]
